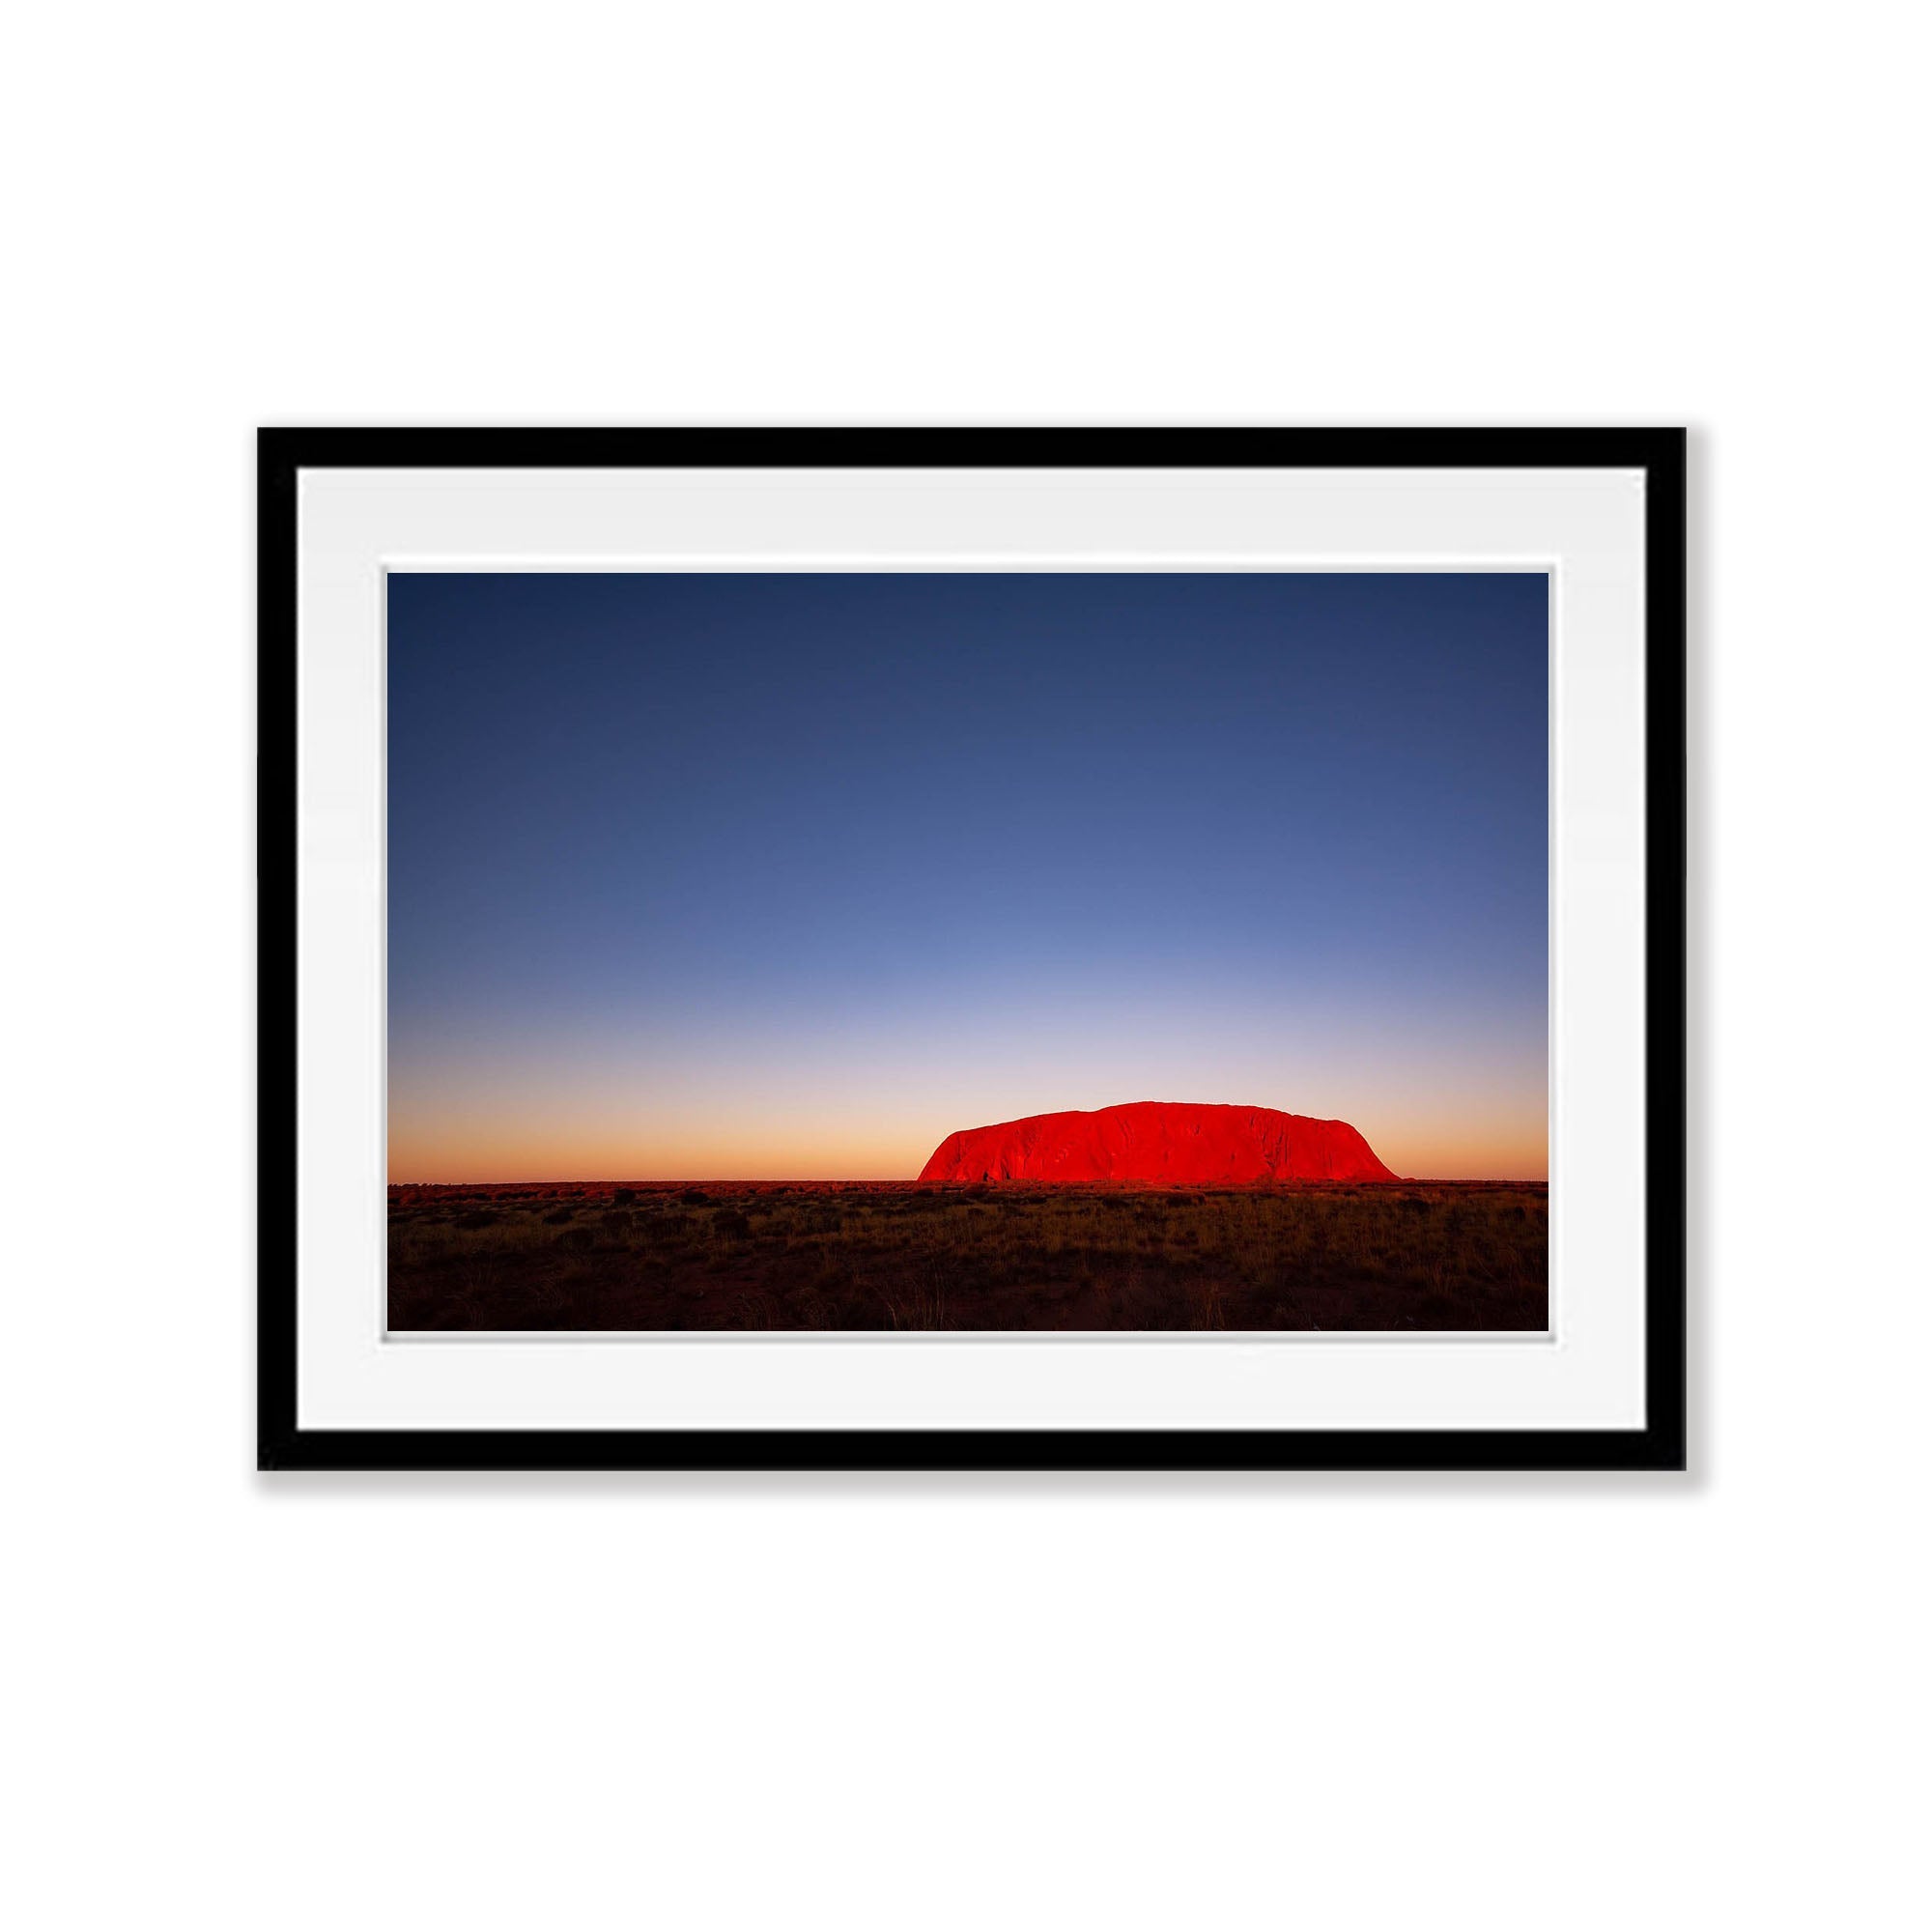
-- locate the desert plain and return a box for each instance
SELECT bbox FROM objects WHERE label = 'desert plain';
[387,1179,1548,1333]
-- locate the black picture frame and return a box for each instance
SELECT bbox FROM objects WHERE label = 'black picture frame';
[258,427,1686,1473]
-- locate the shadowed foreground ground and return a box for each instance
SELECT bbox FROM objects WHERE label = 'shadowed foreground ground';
[388,1181,1547,1331]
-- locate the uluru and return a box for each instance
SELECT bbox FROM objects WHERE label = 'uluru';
[917,1101,1398,1186]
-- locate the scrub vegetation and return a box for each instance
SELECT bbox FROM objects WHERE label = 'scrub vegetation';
[387,1181,1547,1332]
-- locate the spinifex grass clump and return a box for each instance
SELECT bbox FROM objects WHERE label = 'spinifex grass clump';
[387,1182,1547,1333]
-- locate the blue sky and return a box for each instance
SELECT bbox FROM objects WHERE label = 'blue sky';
[387,571,1548,1179]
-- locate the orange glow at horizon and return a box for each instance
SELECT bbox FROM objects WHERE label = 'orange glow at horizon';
[386,1108,1548,1186]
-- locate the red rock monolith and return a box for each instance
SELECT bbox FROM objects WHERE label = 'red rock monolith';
[916,1101,1397,1185]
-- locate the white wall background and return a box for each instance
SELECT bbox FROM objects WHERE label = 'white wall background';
[5,4,1926,1927]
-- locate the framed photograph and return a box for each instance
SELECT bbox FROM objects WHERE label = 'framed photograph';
[260,428,1685,1471]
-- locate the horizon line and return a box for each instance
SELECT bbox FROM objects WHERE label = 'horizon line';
[386,1175,1548,1188]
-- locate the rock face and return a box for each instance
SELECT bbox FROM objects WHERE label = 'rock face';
[917,1101,1397,1185]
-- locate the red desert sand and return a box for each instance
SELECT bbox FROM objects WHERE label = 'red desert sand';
[917,1100,1398,1186]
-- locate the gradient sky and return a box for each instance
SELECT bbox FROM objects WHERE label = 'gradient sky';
[388,572,1548,1180]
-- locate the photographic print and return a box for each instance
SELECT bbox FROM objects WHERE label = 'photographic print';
[385,568,1550,1336]
[262,426,1684,1469]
